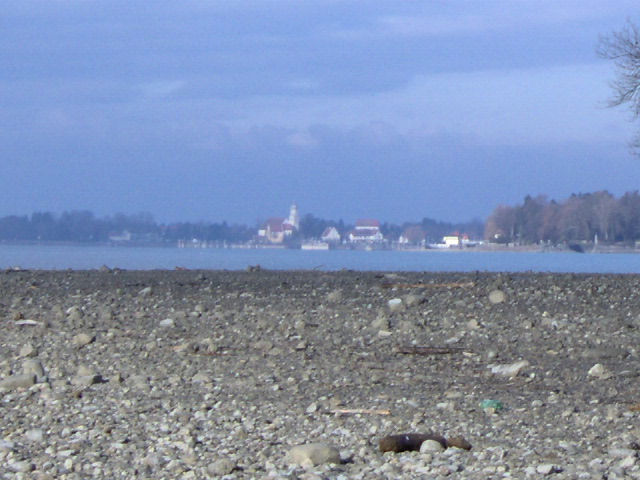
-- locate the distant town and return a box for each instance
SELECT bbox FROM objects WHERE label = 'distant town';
[176,204,480,251]
[3,190,640,251]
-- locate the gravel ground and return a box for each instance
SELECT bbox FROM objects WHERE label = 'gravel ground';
[2,268,640,479]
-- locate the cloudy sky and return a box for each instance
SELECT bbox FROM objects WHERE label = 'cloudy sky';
[2,1,640,225]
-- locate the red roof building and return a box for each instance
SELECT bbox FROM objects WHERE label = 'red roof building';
[355,219,381,229]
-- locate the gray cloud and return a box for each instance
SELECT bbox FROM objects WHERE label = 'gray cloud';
[2,0,639,224]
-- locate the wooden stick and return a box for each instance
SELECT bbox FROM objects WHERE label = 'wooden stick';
[397,346,466,355]
[331,408,391,415]
[14,320,44,327]
[381,282,475,289]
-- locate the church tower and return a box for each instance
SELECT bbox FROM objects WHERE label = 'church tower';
[288,204,300,230]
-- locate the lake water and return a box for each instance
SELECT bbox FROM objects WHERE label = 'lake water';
[0,244,639,273]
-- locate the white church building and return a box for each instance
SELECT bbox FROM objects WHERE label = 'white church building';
[258,205,300,243]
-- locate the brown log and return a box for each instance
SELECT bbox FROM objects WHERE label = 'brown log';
[331,408,391,415]
[379,433,447,453]
[397,346,467,355]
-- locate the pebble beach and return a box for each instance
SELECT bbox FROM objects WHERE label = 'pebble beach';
[2,268,640,479]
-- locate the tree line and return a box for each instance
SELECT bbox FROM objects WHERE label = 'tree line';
[0,211,254,244]
[485,191,640,245]
[0,210,482,244]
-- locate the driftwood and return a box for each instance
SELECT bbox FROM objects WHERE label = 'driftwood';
[381,282,475,289]
[397,346,467,355]
[331,408,391,415]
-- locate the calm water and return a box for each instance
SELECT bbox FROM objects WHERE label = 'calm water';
[0,244,639,273]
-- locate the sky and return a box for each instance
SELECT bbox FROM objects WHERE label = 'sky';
[2,1,640,225]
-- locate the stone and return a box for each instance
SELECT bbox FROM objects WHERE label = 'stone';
[72,333,95,347]
[0,373,36,390]
[192,372,213,384]
[402,294,425,307]
[490,360,529,378]
[72,374,102,386]
[7,460,34,473]
[420,439,445,453]
[19,345,38,358]
[25,428,45,443]
[609,448,637,458]
[66,305,83,317]
[371,317,389,330]
[588,363,613,379]
[388,298,404,312]
[207,459,235,476]
[488,290,506,304]
[536,463,557,475]
[327,290,343,303]
[77,365,97,377]
[160,318,176,328]
[138,286,153,297]
[22,358,46,382]
[288,442,341,466]
[0,440,16,452]
[73,365,102,386]
[620,456,636,469]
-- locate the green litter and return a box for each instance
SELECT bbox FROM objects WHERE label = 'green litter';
[480,399,504,411]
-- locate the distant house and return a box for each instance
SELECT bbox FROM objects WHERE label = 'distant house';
[399,225,426,245]
[347,218,384,243]
[321,227,341,244]
[355,219,380,230]
[109,230,131,242]
[443,235,461,247]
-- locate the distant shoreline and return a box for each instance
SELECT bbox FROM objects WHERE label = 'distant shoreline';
[1,240,640,255]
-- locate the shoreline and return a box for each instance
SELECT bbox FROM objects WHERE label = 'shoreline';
[2,240,640,255]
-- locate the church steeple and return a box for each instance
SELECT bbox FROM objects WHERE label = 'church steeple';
[288,204,299,230]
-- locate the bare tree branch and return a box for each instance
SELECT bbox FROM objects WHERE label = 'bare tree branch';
[598,20,640,154]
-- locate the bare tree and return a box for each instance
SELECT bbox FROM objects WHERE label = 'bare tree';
[598,20,640,153]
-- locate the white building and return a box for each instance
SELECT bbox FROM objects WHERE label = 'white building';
[321,226,341,243]
[348,219,384,243]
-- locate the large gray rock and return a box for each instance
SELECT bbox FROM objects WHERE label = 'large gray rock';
[19,344,38,358]
[488,289,507,304]
[490,360,529,378]
[0,374,36,391]
[207,459,235,476]
[72,365,103,386]
[138,286,153,297]
[288,442,341,467]
[22,358,46,382]
[327,290,343,303]
[160,318,176,328]
[72,332,95,347]
[388,298,404,312]
[403,294,425,307]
